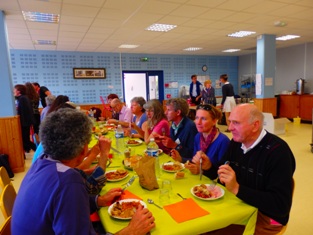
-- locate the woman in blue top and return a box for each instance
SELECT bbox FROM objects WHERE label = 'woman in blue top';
[129,97,147,139]
[172,104,229,175]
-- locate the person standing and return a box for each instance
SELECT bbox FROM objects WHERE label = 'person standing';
[158,98,198,162]
[25,82,40,138]
[32,82,51,107]
[220,74,236,132]
[201,79,216,106]
[14,84,37,153]
[189,74,203,105]
[194,104,295,234]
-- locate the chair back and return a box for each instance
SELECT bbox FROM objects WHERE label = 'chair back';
[0,216,11,235]
[0,167,11,191]
[0,184,16,219]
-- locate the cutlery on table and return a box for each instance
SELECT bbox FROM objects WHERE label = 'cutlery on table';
[211,161,231,190]
[111,146,122,154]
[121,176,137,193]
[177,193,187,200]
[199,157,203,180]
[147,199,163,209]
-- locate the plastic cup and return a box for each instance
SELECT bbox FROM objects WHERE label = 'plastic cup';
[159,188,170,205]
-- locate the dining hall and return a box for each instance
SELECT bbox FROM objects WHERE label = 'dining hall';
[0,0,313,234]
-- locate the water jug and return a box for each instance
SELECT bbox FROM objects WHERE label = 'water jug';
[296,78,305,95]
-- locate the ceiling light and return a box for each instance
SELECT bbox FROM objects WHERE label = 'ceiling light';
[33,40,56,45]
[274,21,287,27]
[228,31,256,38]
[22,11,60,23]
[183,47,202,51]
[118,44,139,49]
[145,23,177,32]
[276,35,300,41]
[222,49,241,53]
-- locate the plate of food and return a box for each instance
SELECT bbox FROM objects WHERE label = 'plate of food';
[144,149,163,155]
[108,199,147,220]
[162,162,185,173]
[94,128,108,139]
[123,155,142,171]
[105,169,129,182]
[126,139,143,146]
[191,184,225,200]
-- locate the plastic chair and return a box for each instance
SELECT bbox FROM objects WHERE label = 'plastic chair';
[0,215,11,235]
[0,167,11,191]
[0,184,17,219]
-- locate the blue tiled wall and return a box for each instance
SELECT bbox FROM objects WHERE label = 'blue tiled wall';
[10,50,238,104]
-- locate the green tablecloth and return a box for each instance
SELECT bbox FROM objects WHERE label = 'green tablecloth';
[92,133,257,235]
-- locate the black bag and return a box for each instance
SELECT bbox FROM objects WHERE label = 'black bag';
[0,154,14,178]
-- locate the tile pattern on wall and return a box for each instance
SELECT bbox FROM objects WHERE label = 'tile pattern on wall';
[10,50,238,105]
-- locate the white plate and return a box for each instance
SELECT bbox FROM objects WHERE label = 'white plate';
[105,170,129,182]
[144,149,163,155]
[126,139,143,146]
[191,184,225,200]
[108,199,147,220]
[162,162,185,173]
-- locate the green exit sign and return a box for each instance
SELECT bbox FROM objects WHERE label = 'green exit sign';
[140,57,149,62]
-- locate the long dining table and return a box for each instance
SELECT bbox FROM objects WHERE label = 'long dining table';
[90,129,257,235]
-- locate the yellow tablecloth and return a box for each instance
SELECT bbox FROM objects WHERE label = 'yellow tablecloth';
[93,132,257,235]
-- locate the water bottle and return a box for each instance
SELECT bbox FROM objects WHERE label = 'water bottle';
[147,138,160,178]
[115,124,124,154]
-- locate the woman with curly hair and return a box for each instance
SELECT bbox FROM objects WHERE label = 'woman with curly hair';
[142,99,170,145]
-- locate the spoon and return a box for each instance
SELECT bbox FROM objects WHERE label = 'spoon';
[147,199,163,209]
[177,193,187,200]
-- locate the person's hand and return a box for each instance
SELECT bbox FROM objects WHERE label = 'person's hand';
[218,164,239,195]
[192,151,212,170]
[118,205,155,235]
[97,188,122,207]
[98,136,112,169]
[160,136,177,149]
[170,149,182,162]
[107,119,118,125]
[184,161,199,174]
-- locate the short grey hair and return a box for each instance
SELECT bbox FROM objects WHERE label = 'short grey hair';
[45,95,56,106]
[40,108,93,160]
[110,98,121,107]
[130,97,146,112]
[166,98,189,117]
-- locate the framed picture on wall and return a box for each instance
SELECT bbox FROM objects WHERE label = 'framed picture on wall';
[73,68,106,79]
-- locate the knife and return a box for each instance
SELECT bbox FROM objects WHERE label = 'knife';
[110,146,122,154]
[199,158,203,180]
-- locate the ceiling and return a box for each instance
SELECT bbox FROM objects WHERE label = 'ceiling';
[1,0,313,56]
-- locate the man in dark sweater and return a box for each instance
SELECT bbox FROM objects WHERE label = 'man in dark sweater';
[32,82,51,107]
[159,98,198,162]
[193,104,295,235]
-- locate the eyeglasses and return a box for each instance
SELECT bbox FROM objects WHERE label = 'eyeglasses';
[196,104,213,111]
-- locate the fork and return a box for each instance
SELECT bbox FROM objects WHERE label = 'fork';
[211,161,230,190]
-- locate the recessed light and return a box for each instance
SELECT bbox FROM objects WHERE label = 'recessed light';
[22,11,59,23]
[33,40,56,45]
[118,44,139,49]
[183,47,202,51]
[276,35,300,41]
[228,31,256,38]
[145,23,177,32]
[274,21,287,27]
[222,49,241,53]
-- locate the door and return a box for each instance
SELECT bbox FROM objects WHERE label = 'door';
[122,70,164,106]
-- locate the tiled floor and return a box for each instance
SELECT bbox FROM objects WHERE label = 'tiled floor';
[5,122,313,234]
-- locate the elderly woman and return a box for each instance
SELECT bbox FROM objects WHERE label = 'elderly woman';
[40,95,56,121]
[201,79,216,106]
[171,104,230,175]
[142,99,170,144]
[12,108,155,235]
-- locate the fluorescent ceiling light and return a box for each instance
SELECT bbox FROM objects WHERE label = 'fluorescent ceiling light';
[145,23,177,32]
[118,44,139,49]
[222,49,241,53]
[22,11,60,23]
[33,40,56,45]
[183,47,202,51]
[276,35,300,41]
[228,31,256,38]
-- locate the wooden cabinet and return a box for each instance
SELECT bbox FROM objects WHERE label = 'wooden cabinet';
[279,95,313,121]
[253,98,277,117]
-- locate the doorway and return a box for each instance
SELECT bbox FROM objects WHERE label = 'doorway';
[122,70,164,106]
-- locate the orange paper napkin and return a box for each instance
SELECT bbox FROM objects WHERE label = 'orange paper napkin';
[164,198,209,223]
